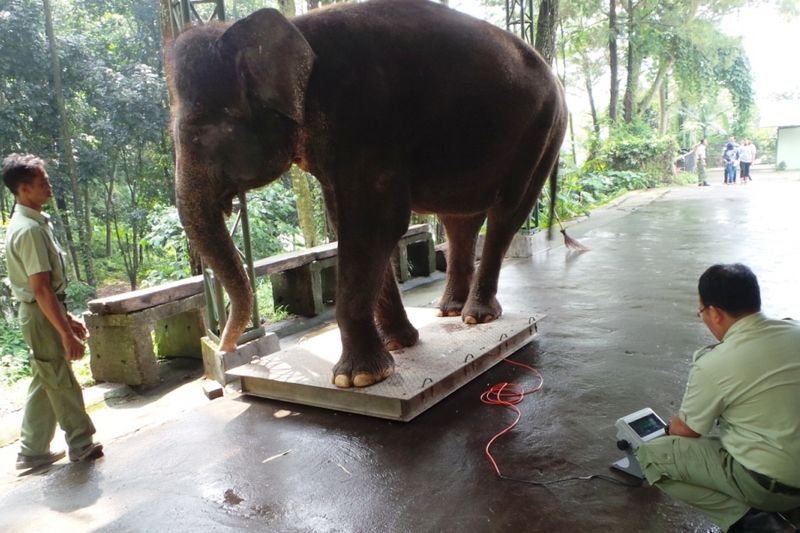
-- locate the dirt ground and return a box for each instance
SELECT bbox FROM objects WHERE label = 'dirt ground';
[1,167,798,532]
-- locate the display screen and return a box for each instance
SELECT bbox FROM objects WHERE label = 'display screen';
[629,414,666,437]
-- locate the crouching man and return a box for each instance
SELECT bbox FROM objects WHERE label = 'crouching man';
[635,264,800,532]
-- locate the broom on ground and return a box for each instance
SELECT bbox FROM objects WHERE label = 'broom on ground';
[547,210,590,252]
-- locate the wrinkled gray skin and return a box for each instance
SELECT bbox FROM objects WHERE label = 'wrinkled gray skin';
[168,0,567,388]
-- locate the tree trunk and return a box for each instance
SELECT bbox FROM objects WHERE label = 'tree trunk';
[534,0,559,65]
[278,0,319,249]
[638,56,670,113]
[658,79,668,135]
[104,154,117,257]
[581,52,600,136]
[43,0,95,286]
[278,0,296,17]
[52,196,81,281]
[159,0,176,41]
[558,21,578,165]
[1,188,7,224]
[290,166,319,248]
[622,0,639,123]
[608,0,619,123]
[160,131,176,205]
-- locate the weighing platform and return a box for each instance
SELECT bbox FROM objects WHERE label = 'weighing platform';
[228,308,540,421]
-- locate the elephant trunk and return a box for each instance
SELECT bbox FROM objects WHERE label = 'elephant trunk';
[177,183,252,353]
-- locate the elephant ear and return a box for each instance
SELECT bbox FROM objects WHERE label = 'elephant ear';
[219,8,314,124]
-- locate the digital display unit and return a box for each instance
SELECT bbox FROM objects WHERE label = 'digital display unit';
[615,407,667,447]
[629,413,666,437]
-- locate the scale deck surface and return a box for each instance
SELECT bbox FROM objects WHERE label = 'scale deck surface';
[227,308,540,421]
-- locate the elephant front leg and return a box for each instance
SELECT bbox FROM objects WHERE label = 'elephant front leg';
[332,227,405,388]
[375,263,418,351]
[437,214,485,317]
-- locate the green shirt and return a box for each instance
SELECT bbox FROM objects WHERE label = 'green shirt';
[679,312,800,486]
[4,204,68,303]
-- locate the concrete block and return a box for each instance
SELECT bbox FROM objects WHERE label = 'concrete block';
[202,333,281,386]
[153,308,205,359]
[202,380,224,400]
[86,314,159,388]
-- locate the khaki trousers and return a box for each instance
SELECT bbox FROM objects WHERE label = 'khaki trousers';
[636,436,800,531]
[18,301,95,456]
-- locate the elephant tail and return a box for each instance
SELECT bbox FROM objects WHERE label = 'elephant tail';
[547,157,589,251]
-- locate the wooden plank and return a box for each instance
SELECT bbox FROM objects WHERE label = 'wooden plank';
[88,225,431,315]
[228,308,540,421]
[88,276,204,314]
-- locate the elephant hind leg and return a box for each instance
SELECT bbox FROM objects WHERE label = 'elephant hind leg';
[375,262,419,351]
[462,190,538,324]
[436,213,486,317]
[464,147,559,324]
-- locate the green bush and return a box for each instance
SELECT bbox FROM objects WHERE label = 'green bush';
[255,277,290,323]
[592,123,679,184]
[0,315,30,386]
[66,280,96,313]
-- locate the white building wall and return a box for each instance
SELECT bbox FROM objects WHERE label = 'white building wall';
[776,126,800,170]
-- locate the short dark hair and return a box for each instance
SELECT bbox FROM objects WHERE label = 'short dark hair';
[2,153,47,195]
[698,263,761,317]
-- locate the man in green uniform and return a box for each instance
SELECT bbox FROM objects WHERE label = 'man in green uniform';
[3,153,103,470]
[635,264,800,532]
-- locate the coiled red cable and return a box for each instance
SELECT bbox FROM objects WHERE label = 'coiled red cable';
[481,358,544,477]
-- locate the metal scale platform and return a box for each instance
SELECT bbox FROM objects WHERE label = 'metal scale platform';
[227,308,540,421]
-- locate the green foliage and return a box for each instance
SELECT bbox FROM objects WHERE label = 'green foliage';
[588,122,678,184]
[545,165,654,224]
[139,205,193,287]
[753,130,776,164]
[238,182,301,260]
[255,278,290,323]
[714,47,754,138]
[0,315,30,386]
[65,281,96,313]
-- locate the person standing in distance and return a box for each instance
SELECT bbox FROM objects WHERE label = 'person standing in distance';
[635,264,800,532]
[694,138,709,186]
[2,153,103,470]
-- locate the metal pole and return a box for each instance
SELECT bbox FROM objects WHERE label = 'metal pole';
[238,193,260,329]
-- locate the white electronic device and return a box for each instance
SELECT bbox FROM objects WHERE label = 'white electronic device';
[615,407,668,447]
[610,407,667,480]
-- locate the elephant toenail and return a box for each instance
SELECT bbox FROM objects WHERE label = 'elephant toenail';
[334,374,352,388]
[353,373,377,387]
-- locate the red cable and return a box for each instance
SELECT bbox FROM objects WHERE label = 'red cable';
[481,358,544,477]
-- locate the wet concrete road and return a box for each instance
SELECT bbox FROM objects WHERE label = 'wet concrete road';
[1,170,798,532]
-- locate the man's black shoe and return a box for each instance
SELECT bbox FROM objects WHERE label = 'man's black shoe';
[728,509,793,532]
[15,450,65,470]
[69,442,104,462]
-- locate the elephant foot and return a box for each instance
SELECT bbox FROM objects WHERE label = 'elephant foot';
[332,347,395,388]
[463,297,502,324]
[377,320,419,351]
[436,296,466,318]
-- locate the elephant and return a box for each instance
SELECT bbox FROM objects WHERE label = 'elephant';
[168,0,567,388]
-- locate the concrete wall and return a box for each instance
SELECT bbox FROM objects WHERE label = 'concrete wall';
[777,126,800,170]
